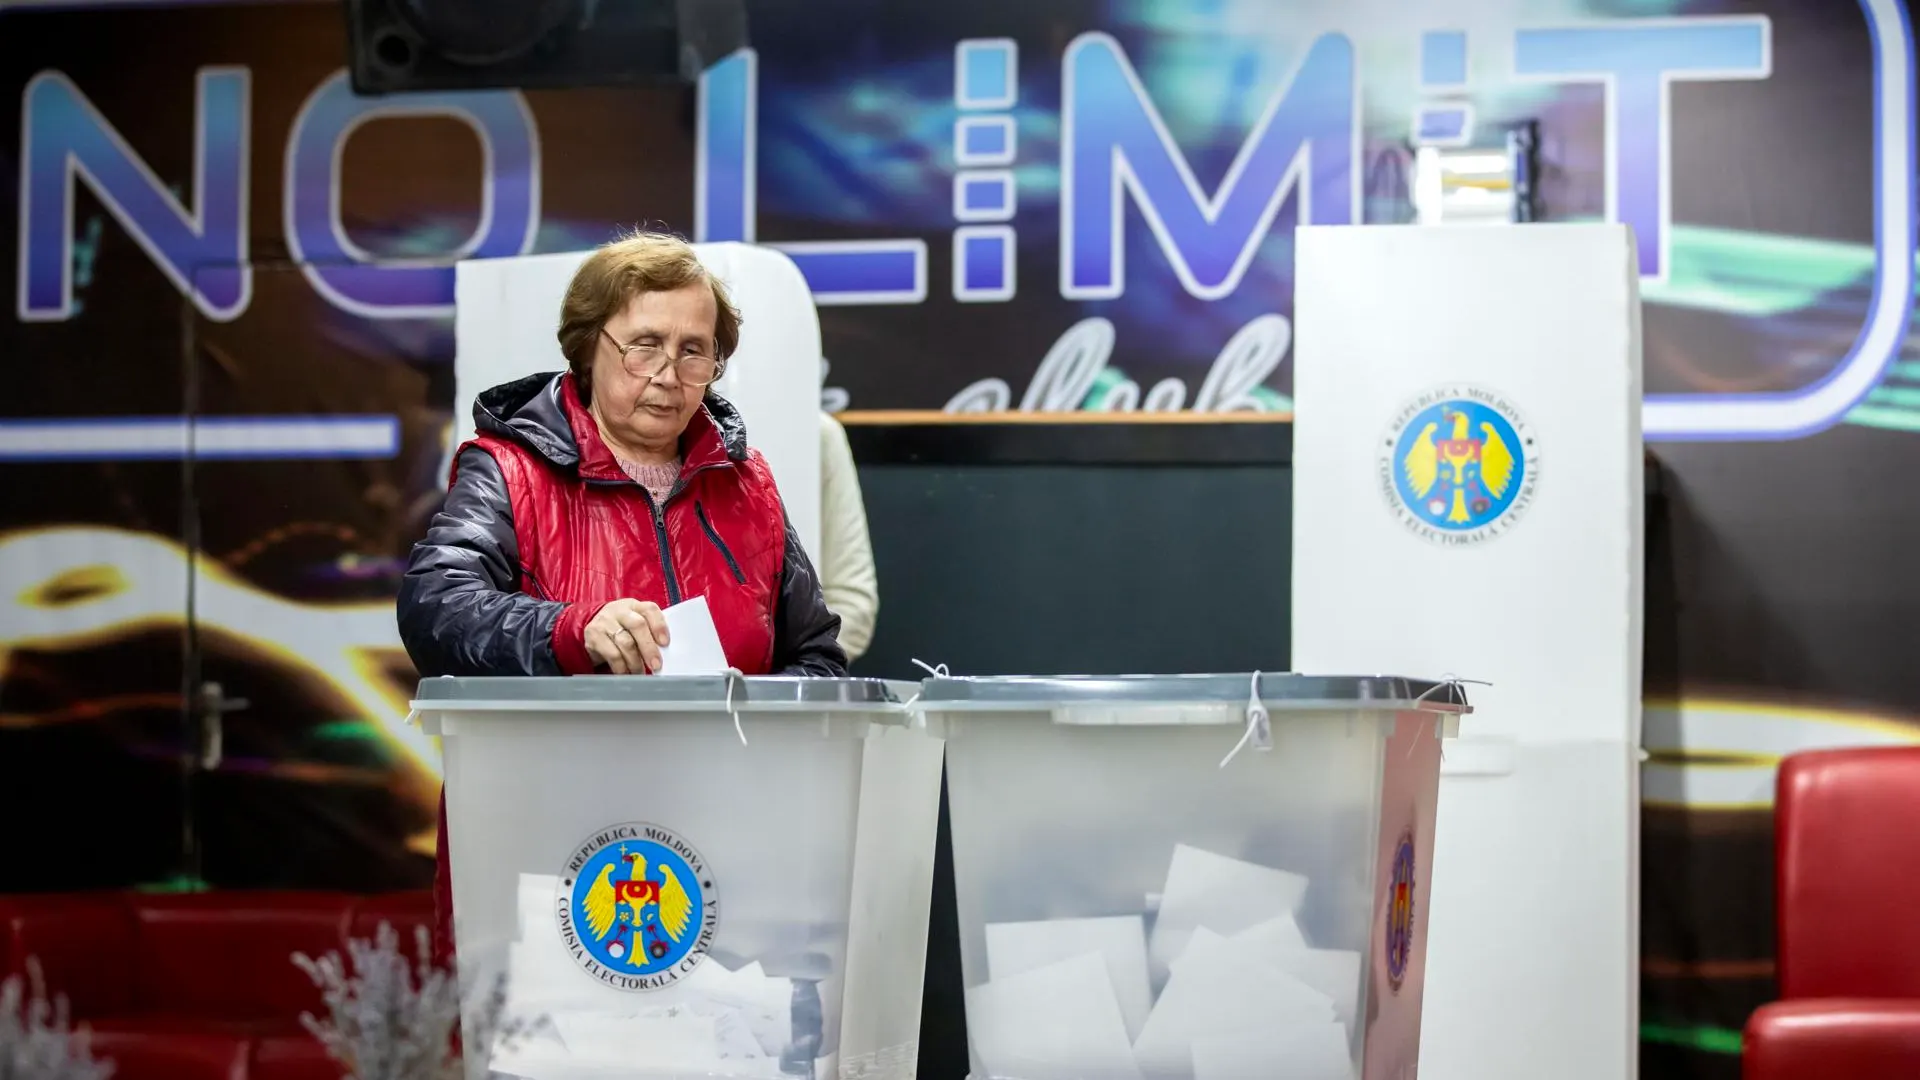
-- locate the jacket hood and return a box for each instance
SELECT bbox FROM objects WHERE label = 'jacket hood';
[471,372,752,472]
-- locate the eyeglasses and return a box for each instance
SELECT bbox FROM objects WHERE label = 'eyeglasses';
[600,328,724,387]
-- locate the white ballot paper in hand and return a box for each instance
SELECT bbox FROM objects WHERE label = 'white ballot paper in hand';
[655,596,729,676]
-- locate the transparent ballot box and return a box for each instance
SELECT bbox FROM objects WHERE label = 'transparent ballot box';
[917,674,1468,1080]
[413,675,945,1080]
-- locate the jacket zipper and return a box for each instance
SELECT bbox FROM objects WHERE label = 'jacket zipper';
[646,494,684,606]
[695,501,747,584]
[590,462,729,607]
[521,566,552,599]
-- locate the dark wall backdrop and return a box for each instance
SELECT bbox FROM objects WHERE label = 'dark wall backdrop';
[2,2,1915,1077]
[846,422,1293,680]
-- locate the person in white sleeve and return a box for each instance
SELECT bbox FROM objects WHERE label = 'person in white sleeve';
[817,411,879,661]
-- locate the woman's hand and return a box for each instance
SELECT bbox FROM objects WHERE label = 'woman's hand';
[584,599,671,674]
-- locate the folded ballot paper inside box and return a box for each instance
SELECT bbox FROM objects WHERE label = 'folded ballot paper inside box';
[968,845,1361,1080]
[492,873,811,1079]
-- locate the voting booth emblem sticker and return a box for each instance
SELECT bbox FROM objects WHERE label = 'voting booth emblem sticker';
[559,822,719,991]
[1385,828,1417,993]
[1382,386,1537,544]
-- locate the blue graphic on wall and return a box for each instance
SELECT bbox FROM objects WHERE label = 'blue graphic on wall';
[8,0,1917,443]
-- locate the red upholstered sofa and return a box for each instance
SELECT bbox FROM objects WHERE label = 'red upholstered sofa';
[0,890,433,1080]
[1743,747,1920,1079]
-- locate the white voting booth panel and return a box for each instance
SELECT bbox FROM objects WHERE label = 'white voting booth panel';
[453,242,825,560]
[416,676,945,1080]
[918,674,1466,1080]
[1292,224,1644,1080]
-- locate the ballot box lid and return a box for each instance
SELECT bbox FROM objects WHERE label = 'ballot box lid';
[915,673,1470,713]
[410,674,904,714]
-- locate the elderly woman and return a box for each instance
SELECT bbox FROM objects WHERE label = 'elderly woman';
[397,230,847,962]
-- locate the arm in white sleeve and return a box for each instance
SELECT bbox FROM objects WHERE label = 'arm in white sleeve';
[817,412,879,661]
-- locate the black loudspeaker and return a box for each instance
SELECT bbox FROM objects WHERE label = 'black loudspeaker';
[344,0,748,95]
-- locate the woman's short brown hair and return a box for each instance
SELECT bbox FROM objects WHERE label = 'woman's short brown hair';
[556,229,742,401]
